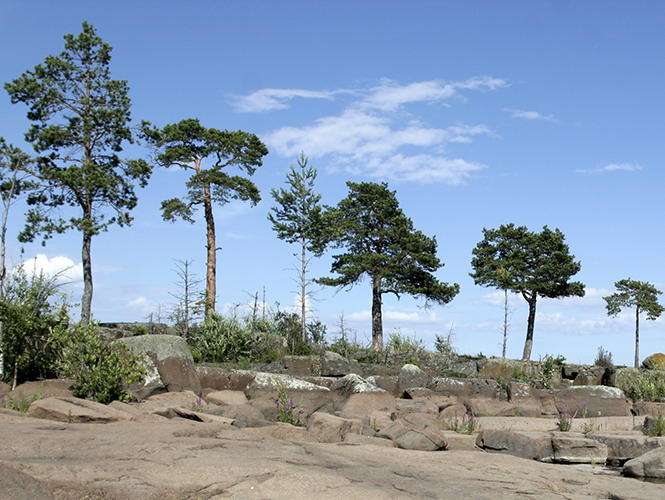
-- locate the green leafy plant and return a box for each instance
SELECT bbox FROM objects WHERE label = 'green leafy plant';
[537,354,565,389]
[273,378,302,426]
[193,313,252,363]
[556,408,576,432]
[56,323,145,404]
[386,330,426,365]
[191,396,205,413]
[642,415,665,437]
[616,370,665,401]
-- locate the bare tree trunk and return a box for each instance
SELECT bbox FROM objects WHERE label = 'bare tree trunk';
[80,230,93,326]
[521,292,537,361]
[371,275,383,350]
[634,306,640,368]
[502,288,509,358]
[203,183,216,316]
[300,238,307,344]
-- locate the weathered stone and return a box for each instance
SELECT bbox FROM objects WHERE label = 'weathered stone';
[437,403,468,420]
[204,390,248,406]
[172,407,235,424]
[465,398,521,417]
[320,351,360,376]
[196,367,255,392]
[398,363,429,395]
[211,403,268,428]
[365,375,399,396]
[642,353,665,370]
[507,381,537,401]
[377,419,447,451]
[478,358,537,380]
[475,430,554,462]
[331,373,384,394]
[624,447,665,478]
[633,401,665,416]
[342,432,397,447]
[395,398,438,416]
[428,377,501,399]
[586,433,665,461]
[0,462,53,500]
[446,357,479,376]
[335,392,396,420]
[554,386,631,417]
[27,397,132,423]
[561,365,606,386]
[306,412,363,443]
[117,335,200,396]
[551,435,608,464]
[8,379,74,403]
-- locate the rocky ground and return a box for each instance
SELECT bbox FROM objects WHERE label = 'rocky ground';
[1,407,664,500]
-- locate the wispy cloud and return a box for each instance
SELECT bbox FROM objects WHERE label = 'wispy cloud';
[19,254,83,283]
[504,108,556,122]
[243,77,506,184]
[576,163,644,174]
[230,88,342,113]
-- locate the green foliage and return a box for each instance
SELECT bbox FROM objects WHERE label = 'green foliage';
[594,346,614,368]
[386,330,426,365]
[556,409,575,432]
[193,313,252,363]
[616,370,665,401]
[4,22,151,324]
[538,354,565,389]
[434,331,456,357]
[0,266,69,387]
[142,118,268,315]
[642,415,665,437]
[470,223,584,361]
[604,279,664,368]
[318,181,459,349]
[57,323,146,404]
[273,378,303,426]
[0,388,44,412]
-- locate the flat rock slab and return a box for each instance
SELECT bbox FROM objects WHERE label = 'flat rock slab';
[552,436,608,464]
[590,433,665,461]
[476,429,554,461]
[1,413,663,499]
[624,447,665,479]
[27,397,133,423]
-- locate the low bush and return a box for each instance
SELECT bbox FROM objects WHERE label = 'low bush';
[616,370,665,401]
[594,346,614,368]
[642,415,665,437]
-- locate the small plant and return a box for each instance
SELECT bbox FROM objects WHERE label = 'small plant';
[556,409,576,432]
[538,354,565,389]
[642,415,665,437]
[594,346,614,368]
[616,370,665,401]
[273,378,302,426]
[0,388,43,412]
[440,412,480,435]
[191,396,205,413]
[581,421,598,435]
[434,328,456,357]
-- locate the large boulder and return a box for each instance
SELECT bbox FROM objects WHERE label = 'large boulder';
[551,435,608,464]
[553,386,632,417]
[475,430,554,462]
[589,433,665,462]
[377,418,447,451]
[332,374,396,419]
[478,358,538,380]
[428,377,501,399]
[116,335,200,397]
[398,364,429,395]
[196,367,255,392]
[0,462,53,500]
[320,351,360,376]
[624,447,665,478]
[27,397,133,423]
[561,364,606,386]
[306,412,363,442]
[642,353,665,370]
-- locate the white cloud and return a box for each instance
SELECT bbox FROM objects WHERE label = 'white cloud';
[576,163,644,174]
[346,308,440,324]
[504,108,556,122]
[19,254,83,283]
[230,88,341,113]
[238,77,506,185]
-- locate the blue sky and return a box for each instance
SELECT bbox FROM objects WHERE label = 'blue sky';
[2,1,665,366]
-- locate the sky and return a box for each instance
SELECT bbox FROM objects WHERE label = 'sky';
[1,0,664,366]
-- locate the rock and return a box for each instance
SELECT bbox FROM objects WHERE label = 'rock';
[172,407,235,424]
[551,435,608,464]
[446,357,479,376]
[475,430,554,462]
[624,447,665,478]
[212,403,268,428]
[196,367,255,392]
[395,398,438,416]
[336,392,397,420]
[561,365,606,386]
[204,390,248,405]
[633,401,665,416]
[585,433,665,462]
[428,377,501,399]
[377,419,447,451]
[306,412,363,442]
[478,358,537,380]
[0,462,54,500]
[642,353,665,370]
[320,351,360,376]
[365,375,399,396]
[27,396,133,423]
[263,355,322,376]
[465,398,521,417]
[437,403,468,420]
[554,386,631,417]
[342,433,397,447]
[117,335,200,397]
[398,363,428,395]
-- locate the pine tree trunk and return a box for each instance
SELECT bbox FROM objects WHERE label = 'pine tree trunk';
[502,288,509,358]
[80,230,93,326]
[634,306,640,368]
[371,275,383,350]
[203,183,216,316]
[521,292,537,361]
[300,238,307,344]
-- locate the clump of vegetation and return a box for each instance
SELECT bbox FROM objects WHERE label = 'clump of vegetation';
[0,267,69,388]
[0,388,43,412]
[385,330,426,365]
[556,409,576,432]
[594,346,614,368]
[642,415,665,437]
[57,323,146,404]
[273,378,303,426]
[537,354,565,389]
[439,412,479,435]
[616,370,665,402]
[434,330,456,357]
[192,313,253,363]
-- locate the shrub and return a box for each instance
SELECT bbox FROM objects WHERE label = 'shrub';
[56,323,146,404]
[0,267,69,387]
[273,378,303,426]
[193,313,252,363]
[594,347,614,368]
[386,330,425,365]
[616,370,665,401]
[642,415,665,437]
[434,331,456,357]
[556,409,576,432]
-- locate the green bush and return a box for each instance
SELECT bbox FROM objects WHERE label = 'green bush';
[616,370,665,401]
[56,324,145,404]
[0,267,69,387]
[642,415,665,437]
[193,313,252,363]
[386,330,425,365]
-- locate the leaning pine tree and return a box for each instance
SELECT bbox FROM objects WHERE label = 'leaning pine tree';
[318,181,459,350]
